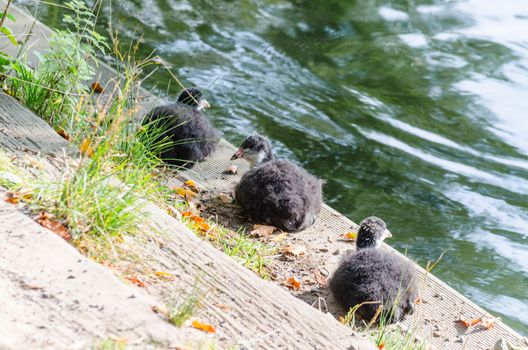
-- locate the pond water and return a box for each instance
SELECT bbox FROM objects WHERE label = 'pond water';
[31,0,528,334]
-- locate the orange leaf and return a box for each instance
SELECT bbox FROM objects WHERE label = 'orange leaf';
[4,192,20,204]
[91,81,104,93]
[80,138,94,157]
[36,212,71,241]
[195,221,210,232]
[181,211,194,217]
[378,343,385,350]
[344,232,357,240]
[175,187,196,198]
[457,315,481,328]
[125,276,146,287]
[191,320,216,333]
[184,179,197,190]
[285,276,302,290]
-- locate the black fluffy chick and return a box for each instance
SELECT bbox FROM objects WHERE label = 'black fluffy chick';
[231,134,322,232]
[329,217,417,324]
[143,87,219,169]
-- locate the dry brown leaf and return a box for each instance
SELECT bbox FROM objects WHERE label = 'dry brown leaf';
[480,316,495,330]
[218,192,232,204]
[91,81,104,93]
[270,232,288,242]
[125,276,146,287]
[80,138,94,157]
[36,212,71,241]
[313,269,327,286]
[344,231,357,240]
[191,320,216,333]
[55,127,70,141]
[250,224,278,238]
[282,244,307,257]
[223,164,238,174]
[214,303,231,312]
[285,276,302,290]
[21,281,44,290]
[154,271,175,280]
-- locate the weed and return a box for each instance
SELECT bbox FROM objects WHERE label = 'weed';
[168,288,203,327]
[217,226,276,279]
[6,0,107,122]
[91,338,127,350]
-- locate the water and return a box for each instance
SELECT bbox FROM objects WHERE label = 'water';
[30,0,528,334]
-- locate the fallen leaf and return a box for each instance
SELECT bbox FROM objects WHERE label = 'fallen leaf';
[80,138,94,157]
[4,192,20,204]
[282,244,307,257]
[218,192,232,204]
[21,281,44,290]
[194,221,211,232]
[91,81,104,93]
[457,315,484,328]
[36,212,71,241]
[285,276,302,290]
[415,297,424,305]
[313,269,327,286]
[55,127,70,141]
[125,276,146,287]
[270,232,288,242]
[214,303,231,312]
[223,164,238,174]
[5,187,33,204]
[175,187,197,198]
[154,271,175,280]
[457,315,495,330]
[184,179,198,191]
[250,224,278,238]
[344,231,357,240]
[480,316,495,330]
[378,343,385,350]
[191,320,216,333]
[181,211,194,217]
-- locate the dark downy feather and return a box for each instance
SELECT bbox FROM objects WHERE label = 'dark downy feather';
[143,88,219,169]
[233,135,323,232]
[329,217,417,324]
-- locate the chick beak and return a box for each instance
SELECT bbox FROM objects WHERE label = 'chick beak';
[231,148,244,160]
[383,229,393,239]
[197,99,211,111]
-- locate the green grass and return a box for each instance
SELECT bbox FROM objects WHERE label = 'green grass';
[91,338,127,350]
[217,226,276,279]
[168,287,203,327]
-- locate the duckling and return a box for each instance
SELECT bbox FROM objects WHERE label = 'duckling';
[329,217,417,324]
[231,134,323,232]
[143,87,219,169]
